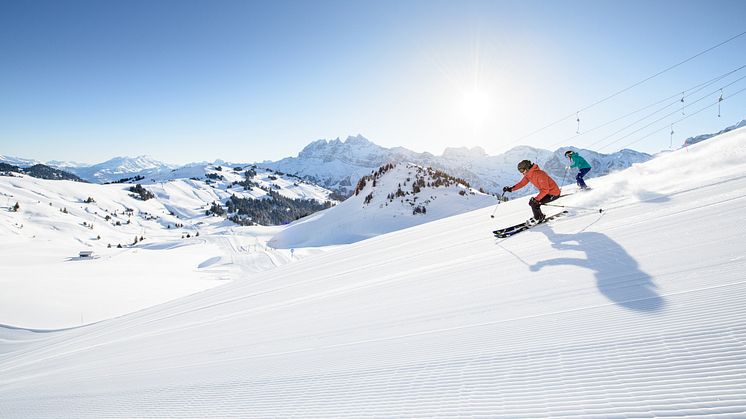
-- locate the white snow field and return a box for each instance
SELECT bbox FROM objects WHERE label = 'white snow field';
[0,175,313,330]
[1,128,746,417]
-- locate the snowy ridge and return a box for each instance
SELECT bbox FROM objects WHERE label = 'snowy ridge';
[683,118,746,146]
[187,164,334,205]
[1,127,746,417]
[269,162,496,248]
[60,155,177,183]
[0,155,39,168]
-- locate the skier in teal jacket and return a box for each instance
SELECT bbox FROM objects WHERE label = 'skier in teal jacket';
[565,150,591,190]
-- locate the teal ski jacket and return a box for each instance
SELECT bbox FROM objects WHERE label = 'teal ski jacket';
[569,153,591,169]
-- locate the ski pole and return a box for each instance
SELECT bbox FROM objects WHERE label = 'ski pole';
[562,166,570,187]
[558,166,569,195]
[544,203,604,213]
[490,191,506,218]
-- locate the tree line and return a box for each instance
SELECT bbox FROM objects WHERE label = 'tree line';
[206,191,332,226]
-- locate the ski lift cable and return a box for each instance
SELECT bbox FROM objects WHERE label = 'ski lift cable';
[577,30,746,113]
[602,85,746,152]
[581,72,746,150]
[594,77,746,151]
[545,64,746,150]
[613,87,746,152]
[583,96,698,149]
[589,74,746,151]
[504,30,746,146]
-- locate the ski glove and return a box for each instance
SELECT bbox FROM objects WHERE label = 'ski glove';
[503,186,512,192]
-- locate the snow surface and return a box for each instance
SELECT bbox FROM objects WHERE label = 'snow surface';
[2,127,746,417]
[0,174,321,330]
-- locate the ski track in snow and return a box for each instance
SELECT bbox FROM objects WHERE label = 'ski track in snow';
[1,129,746,417]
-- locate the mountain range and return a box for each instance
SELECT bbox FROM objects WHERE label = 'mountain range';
[262,135,651,196]
[3,119,743,196]
[0,138,653,196]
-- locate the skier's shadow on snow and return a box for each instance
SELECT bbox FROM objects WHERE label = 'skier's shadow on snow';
[530,225,665,312]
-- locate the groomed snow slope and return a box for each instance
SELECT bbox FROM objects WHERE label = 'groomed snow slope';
[1,129,746,417]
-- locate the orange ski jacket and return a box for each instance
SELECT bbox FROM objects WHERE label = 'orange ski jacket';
[511,164,560,201]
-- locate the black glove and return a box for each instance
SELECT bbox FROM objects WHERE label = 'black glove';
[529,197,538,206]
[503,186,512,193]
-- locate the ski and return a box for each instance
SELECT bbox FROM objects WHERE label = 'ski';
[492,211,568,238]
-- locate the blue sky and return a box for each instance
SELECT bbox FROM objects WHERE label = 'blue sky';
[1,0,745,164]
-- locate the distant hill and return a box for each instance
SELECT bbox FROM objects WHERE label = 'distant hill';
[0,161,84,182]
[683,119,746,147]
[23,164,85,182]
[0,155,38,167]
[62,155,178,183]
[269,162,496,248]
[0,162,20,173]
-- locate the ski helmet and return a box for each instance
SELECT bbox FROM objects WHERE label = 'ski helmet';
[564,150,573,158]
[517,160,533,173]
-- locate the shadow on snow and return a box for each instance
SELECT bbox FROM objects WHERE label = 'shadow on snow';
[531,225,665,313]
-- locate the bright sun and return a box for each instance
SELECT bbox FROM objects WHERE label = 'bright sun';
[459,89,491,127]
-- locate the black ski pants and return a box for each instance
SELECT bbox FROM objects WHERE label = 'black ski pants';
[530,194,560,220]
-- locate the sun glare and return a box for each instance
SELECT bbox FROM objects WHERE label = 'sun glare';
[459,89,491,127]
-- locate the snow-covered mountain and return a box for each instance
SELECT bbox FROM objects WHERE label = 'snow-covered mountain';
[683,118,746,146]
[6,120,741,191]
[262,135,652,196]
[0,163,337,329]
[1,125,745,417]
[0,162,84,182]
[0,155,39,167]
[0,154,178,184]
[0,163,336,245]
[61,155,178,183]
[269,162,496,248]
[261,135,424,195]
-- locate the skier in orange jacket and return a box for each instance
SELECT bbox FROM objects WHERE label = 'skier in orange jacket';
[503,160,561,224]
